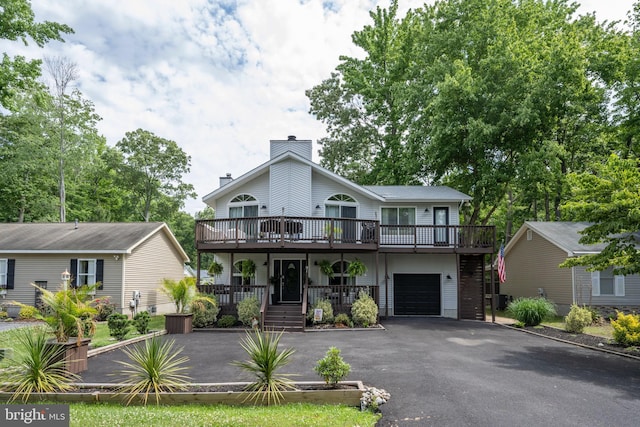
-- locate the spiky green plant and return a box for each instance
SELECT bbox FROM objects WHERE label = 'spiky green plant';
[506,297,556,326]
[113,336,191,405]
[2,327,79,402]
[231,329,297,405]
[159,277,197,313]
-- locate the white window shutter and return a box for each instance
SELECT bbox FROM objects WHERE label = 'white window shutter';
[614,275,625,297]
[591,271,600,296]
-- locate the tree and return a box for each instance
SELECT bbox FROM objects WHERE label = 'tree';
[44,56,79,222]
[116,129,196,222]
[561,154,640,275]
[0,0,73,110]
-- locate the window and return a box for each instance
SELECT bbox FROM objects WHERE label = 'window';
[232,260,252,290]
[591,268,624,297]
[77,259,97,286]
[381,207,415,235]
[0,259,7,288]
[0,259,15,289]
[229,194,258,218]
[325,194,357,218]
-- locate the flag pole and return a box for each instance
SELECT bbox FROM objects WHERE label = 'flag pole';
[491,229,496,323]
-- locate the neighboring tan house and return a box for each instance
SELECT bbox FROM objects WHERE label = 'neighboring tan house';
[195,136,495,329]
[0,222,189,316]
[502,221,637,315]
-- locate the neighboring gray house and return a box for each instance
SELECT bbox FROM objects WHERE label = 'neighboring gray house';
[503,221,636,315]
[0,222,189,315]
[195,136,495,328]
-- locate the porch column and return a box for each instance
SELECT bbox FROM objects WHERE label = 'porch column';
[196,251,201,285]
[384,253,389,318]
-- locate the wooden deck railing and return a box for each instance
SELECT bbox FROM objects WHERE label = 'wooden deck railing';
[307,284,379,315]
[196,217,493,250]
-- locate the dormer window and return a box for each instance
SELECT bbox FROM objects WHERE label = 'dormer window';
[229,194,258,218]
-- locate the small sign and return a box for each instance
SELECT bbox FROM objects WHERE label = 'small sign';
[314,308,323,322]
[1,404,69,426]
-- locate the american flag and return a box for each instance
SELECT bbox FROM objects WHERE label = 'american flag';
[497,244,506,283]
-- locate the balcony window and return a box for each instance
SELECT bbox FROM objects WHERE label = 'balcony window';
[381,207,415,235]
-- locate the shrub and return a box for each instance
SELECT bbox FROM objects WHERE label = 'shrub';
[564,305,592,334]
[611,311,640,346]
[307,298,334,324]
[217,314,237,328]
[237,296,260,327]
[94,298,116,321]
[231,329,296,405]
[351,291,378,327]
[114,336,191,405]
[18,305,39,320]
[133,311,151,335]
[191,295,220,328]
[334,313,353,327]
[3,327,79,402]
[107,313,131,341]
[314,347,351,387]
[505,297,556,326]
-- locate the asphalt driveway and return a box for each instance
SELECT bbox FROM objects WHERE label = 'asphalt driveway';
[81,318,640,426]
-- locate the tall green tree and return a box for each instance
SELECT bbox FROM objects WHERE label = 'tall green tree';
[0,0,73,110]
[116,129,196,222]
[561,154,640,274]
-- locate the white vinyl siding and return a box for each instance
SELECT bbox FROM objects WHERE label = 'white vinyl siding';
[270,160,312,216]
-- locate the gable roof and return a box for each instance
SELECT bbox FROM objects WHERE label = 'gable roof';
[202,150,470,205]
[202,151,385,203]
[506,221,606,256]
[0,222,189,261]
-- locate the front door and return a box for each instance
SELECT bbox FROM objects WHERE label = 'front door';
[274,260,303,303]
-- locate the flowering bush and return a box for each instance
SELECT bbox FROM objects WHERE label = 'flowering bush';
[94,297,116,321]
[612,311,640,346]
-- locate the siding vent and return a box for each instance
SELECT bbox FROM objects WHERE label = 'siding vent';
[526,229,532,240]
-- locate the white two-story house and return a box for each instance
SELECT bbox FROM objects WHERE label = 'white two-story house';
[195,136,494,329]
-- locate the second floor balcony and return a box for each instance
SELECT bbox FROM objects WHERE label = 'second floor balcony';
[196,216,495,254]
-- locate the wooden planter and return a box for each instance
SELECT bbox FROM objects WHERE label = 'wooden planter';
[165,313,193,334]
[46,338,91,374]
[0,381,365,406]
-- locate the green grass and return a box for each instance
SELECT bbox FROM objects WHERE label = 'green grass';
[541,315,614,339]
[66,402,379,426]
[90,315,165,348]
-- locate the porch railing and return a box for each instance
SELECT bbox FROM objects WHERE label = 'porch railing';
[307,284,379,315]
[196,283,267,316]
[196,217,493,250]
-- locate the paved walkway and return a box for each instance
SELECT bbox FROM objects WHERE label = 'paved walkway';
[80,318,640,426]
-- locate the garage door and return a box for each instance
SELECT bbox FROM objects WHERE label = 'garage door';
[394,274,441,315]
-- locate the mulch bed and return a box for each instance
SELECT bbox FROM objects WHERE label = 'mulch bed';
[516,325,640,357]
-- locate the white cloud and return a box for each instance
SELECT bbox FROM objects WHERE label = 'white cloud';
[0,0,634,215]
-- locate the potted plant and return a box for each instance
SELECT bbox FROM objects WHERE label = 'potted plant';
[160,277,215,334]
[346,259,367,278]
[207,260,224,279]
[241,259,256,282]
[318,260,334,285]
[13,283,97,374]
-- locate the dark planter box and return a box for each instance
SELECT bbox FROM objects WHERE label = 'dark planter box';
[165,313,193,334]
[46,338,91,374]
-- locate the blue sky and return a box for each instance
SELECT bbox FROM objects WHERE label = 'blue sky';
[0,0,635,214]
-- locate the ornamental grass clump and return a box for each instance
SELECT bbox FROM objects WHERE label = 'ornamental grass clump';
[564,304,592,334]
[114,336,191,405]
[611,311,640,346]
[506,297,556,326]
[314,347,351,387]
[2,327,80,402]
[231,329,297,405]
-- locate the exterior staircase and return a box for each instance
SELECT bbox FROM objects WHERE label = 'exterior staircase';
[263,304,305,332]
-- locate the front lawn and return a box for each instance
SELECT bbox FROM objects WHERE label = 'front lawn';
[67,402,380,426]
[90,315,165,348]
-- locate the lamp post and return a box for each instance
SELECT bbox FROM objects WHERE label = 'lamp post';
[61,268,70,291]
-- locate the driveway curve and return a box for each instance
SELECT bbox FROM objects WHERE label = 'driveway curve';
[81,318,640,426]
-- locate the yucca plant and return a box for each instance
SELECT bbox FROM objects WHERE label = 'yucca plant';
[231,329,297,405]
[113,336,191,405]
[2,327,80,402]
[506,297,556,326]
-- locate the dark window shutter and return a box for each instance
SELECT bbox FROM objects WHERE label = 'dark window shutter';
[70,259,78,288]
[96,259,104,290]
[7,259,15,289]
